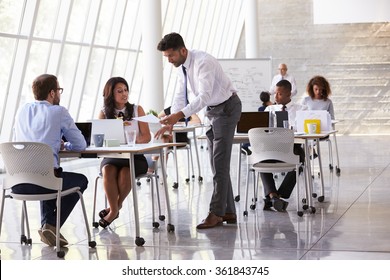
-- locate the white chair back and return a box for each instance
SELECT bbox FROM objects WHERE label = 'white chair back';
[248,127,298,165]
[0,142,62,192]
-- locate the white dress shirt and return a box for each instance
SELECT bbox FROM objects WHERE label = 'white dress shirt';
[269,73,298,97]
[266,101,307,127]
[13,100,86,168]
[171,50,236,118]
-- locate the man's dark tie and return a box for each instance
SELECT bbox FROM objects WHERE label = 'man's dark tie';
[182,65,189,126]
[282,105,287,111]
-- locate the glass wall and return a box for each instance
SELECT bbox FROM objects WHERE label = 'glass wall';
[0,0,244,143]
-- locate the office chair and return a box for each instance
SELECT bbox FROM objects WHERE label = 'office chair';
[0,142,96,258]
[243,128,309,217]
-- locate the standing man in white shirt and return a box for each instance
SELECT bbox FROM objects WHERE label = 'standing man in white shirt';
[155,32,242,229]
[269,63,297,98]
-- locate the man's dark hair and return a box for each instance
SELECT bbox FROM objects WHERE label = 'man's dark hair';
[157,32,186,51]
[276,79,292,92]
[32,74,58,100]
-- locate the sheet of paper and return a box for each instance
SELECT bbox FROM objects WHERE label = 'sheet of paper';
[132,114,160,124]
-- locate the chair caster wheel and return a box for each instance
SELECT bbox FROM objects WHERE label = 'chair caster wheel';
[303,204,309,210]
[198,176,203,182]
[185,178,190,183]
[159,215,165,221]
[302,198,307,204]
[172,182,178,189]
[310,206,316,214]
[135,237,145,246]
[92,222,99,228]
[297,211,304,217]
[318,196,324,202]
[312,193,317,198]
[167,224,175,232]
[250,204,256,210]
[234,195,240,202]
[153,222,160,228]
[243,210,248,216]
[89,241,97,248]
[20,235,27,244]
[57,250,65,258]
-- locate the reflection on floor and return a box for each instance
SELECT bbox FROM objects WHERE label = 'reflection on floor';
[1,135,390,260]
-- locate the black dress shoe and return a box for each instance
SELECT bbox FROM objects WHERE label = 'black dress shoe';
[263,198,273,210]
[271,197,288,212]
[222,213,237,224]
[196,212,223,229]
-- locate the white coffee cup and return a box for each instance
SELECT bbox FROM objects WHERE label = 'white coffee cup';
[125,130,137,146]
[308,123,317,134]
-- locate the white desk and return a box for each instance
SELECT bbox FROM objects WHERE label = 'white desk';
[60,142,185,246]
[171,124,204,188]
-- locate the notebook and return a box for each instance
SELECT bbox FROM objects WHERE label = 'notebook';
[275,111,289,128]
[236,112,270,133]
[62,122,92,146]
[90,119,126,144]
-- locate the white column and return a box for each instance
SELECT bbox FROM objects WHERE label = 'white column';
[141,0,164,113]
[245,0,259,58]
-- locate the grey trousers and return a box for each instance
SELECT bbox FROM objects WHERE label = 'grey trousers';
[205,94,242,216]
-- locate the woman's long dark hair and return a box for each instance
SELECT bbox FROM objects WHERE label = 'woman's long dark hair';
[102,77,134,120]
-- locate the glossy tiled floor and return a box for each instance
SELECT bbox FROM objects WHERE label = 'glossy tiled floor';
[1,135,390,261]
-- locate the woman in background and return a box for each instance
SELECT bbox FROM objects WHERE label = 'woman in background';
[97,77,151,228]
[302,75,335,120]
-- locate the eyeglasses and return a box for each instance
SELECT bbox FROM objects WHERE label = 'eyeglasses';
[57,88,63,94]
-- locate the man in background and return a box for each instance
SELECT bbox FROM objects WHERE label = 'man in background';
[269,63,297,98]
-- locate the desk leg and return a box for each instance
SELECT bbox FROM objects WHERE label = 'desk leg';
[333,133,341,175]
[316,140,325,202]
[192,130,203,182]
[160,148,175,233]
[129,154,145,246]
[303,139,315,213]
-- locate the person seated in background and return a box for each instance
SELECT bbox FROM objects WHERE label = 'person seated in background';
[262,80,307,212]
[158,106,201,144]
[241,91,273,155]
[97,76,151,228]
[13,74,88,247]
[302,75,335,157]
[258,91,273,111]
[302,75,335,120]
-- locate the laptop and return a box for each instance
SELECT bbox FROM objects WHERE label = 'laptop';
[236,112,270,133]
[275,111,289,128]
[90,119,126,144]
[62,122,92,146]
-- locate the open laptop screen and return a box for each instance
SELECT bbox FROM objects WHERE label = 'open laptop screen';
[90,119,126,144]
[275,111,289,128]
[236,112,270,133]
[62,122,92,146]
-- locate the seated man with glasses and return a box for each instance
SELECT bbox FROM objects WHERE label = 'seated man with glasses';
[13,74,88,247]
